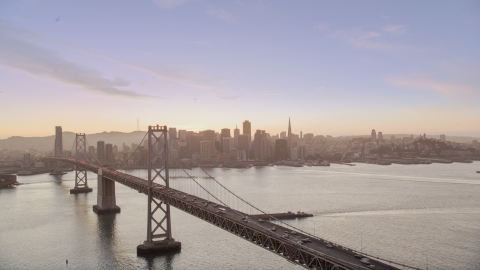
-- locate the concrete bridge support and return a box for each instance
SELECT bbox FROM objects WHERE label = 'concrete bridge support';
[93,168,120,214]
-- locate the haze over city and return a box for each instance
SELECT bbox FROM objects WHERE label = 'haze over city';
[2,2,480,269]
[1,1,479,139]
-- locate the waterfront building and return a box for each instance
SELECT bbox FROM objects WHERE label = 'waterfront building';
[97,141,105,160]
[230,148,239,161]
[222,137,232,154]
[238,134,250,159]
[23,153,31,167]
[275,139,288,160]
[217,153,230,163]
[290,146,298,160]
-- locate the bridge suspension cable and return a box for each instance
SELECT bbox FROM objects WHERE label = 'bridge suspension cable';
[118,132,148,168]
[77,131,417,270]
[165,136,419,270]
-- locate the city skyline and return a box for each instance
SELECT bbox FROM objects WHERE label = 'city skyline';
[1,1,479,139]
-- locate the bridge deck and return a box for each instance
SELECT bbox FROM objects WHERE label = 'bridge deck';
[58,158,401,270]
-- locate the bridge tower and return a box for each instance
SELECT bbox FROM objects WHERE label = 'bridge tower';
[50,126,66,175]
[70,133,93,194]
[137,125,181,255]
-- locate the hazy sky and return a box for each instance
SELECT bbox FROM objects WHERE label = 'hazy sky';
[1,0,479,139]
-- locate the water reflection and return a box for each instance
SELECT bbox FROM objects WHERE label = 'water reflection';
[96,213,119,266]
[138,252,175,270]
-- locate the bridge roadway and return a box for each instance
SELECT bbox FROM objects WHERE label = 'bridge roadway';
[59,158,400,270]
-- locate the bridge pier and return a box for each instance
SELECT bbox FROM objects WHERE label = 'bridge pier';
[137,239,181,255]
[93,168,120,214]
[70,186,92,194]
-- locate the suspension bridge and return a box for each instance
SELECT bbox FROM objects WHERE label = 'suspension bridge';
[47,125,418,270]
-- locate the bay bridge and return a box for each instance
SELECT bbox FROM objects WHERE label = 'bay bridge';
[48,125,418,270]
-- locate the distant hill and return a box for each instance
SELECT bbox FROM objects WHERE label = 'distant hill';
[1,131,478,152]
[0,131,147,152]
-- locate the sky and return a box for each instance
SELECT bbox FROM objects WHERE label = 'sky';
[1,0,479,139]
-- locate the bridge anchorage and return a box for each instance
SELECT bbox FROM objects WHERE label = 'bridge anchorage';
[70,133,93,194]
[137,125,181,255]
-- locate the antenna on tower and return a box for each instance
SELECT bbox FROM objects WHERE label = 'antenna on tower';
[136,117,139,131]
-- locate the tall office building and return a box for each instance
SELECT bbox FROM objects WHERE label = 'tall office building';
[243,120,251,137]
[371,129,377,143]
[55,126,63,155]
[106,143,114,162]
[202,130,216,158]
[290,146,298,160]
[97,141,105,160]
[220,128,231,152]
[287,118,292,149]
[440,134,446,142]
[169,127,177,139]
[178,130,187,141]
[280,131,286,139]
[222,137,232,154]
[233,125,240,148]
[238,134,250,159]
[253,130,268,160]
[378,132,383,142]
[199,141,211,161]
[186,131,199,156]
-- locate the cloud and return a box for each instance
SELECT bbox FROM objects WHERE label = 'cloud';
[207,9,234,22]
[262,92,283,96]
[153,0,189,9]
[217,94,241,100]
[315,86,326,92]
[0,19,150,98]
[66,45,225,93]
[333,27,416,51]
[383,24,406,35]
[385,74,477,96]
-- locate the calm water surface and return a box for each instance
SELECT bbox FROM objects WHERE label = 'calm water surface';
[1,163,479,270]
